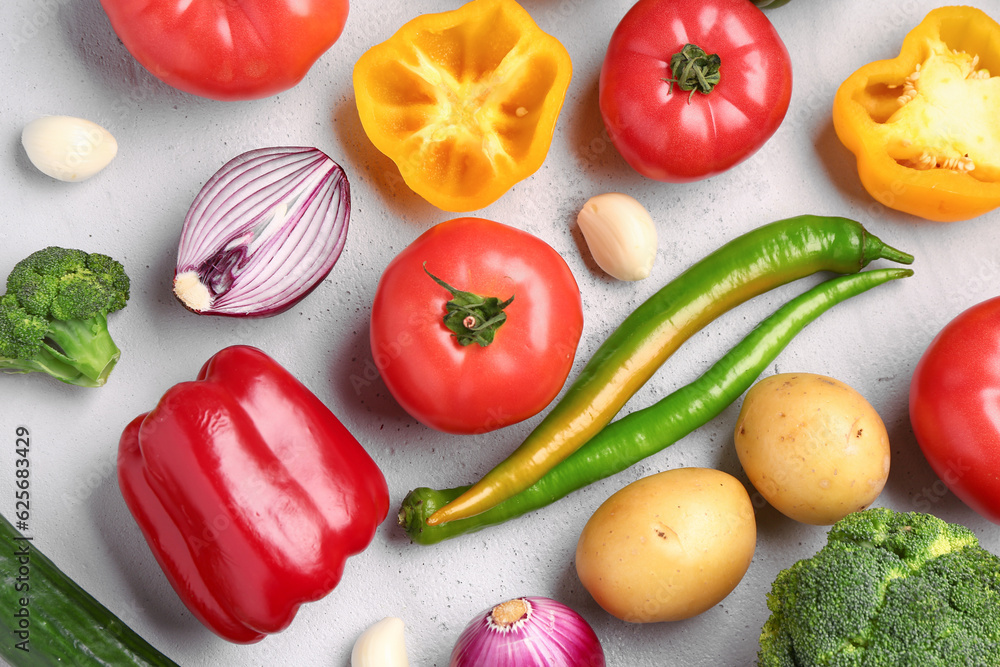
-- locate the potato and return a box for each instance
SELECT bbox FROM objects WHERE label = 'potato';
[734,372,890,525]
[575,467,756,623]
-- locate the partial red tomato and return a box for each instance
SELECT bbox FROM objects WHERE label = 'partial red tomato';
[371,218,583,435]
[910,296,1000,523]
[599,0,792,182]
[99,0,349,101]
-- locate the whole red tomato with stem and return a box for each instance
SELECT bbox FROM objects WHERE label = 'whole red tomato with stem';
[910,296,1000,523]
[370,217,584,435]
[599,0,793,182]
[99,0,349,101]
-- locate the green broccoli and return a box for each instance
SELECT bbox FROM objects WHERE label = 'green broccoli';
[0,247,130,387]
[757,507,1000,666]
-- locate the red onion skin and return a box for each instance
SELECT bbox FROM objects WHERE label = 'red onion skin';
[450,597,605,667]
[174,146,350,318]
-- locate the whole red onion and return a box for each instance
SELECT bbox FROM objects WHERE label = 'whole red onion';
[450,596,605,667]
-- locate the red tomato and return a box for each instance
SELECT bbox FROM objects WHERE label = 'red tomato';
[99,0,349,101]
[370,218,584,435]
[910,296,1000,523]
[599,0,792,182]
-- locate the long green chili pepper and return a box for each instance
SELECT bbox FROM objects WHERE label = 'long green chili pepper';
[402,267,913,544]
[426,215,913,526]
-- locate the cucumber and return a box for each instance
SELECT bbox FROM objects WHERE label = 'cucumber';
[0,512,179,666]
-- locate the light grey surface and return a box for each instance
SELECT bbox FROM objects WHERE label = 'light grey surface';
[1,0,999,665]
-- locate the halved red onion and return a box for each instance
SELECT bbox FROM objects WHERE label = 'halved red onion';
[173,146,350,317]
[450,597,605,667]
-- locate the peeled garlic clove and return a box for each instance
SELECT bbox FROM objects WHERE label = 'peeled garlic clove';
[577,192,657,281]
[351,617,410,667]
[21,115,118,182]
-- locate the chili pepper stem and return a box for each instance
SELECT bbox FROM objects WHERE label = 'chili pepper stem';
[865,238,914,265]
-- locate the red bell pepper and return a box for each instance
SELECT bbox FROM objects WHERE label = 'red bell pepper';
[117,345,389,644]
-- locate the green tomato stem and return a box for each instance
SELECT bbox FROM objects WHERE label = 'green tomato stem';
[424,262,514,347]
[665,44,722,101]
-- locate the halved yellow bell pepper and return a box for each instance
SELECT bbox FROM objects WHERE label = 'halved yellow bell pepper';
[833,6,1000,222]
[352,0,572,213]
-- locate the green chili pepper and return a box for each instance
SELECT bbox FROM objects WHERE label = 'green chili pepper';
[752,0,792,7]
[426,215,913,527]
[401,266,913,544]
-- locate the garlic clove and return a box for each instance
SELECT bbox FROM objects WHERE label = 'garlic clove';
[577,192,658,281]
[351,616,410,667]
[21,115,118,182]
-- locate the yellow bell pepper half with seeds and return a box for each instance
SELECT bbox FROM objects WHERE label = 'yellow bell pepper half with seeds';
[352,0,573,213]
[833,6,1000,222]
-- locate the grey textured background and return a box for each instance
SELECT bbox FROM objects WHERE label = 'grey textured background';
[2,0,999,665]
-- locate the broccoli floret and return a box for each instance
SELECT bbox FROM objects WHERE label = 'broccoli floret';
[757,507,1000,666]
[0,247,130,387]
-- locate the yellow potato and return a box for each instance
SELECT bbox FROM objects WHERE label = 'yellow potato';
[734,372,890,525]
[575,467,756,623]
